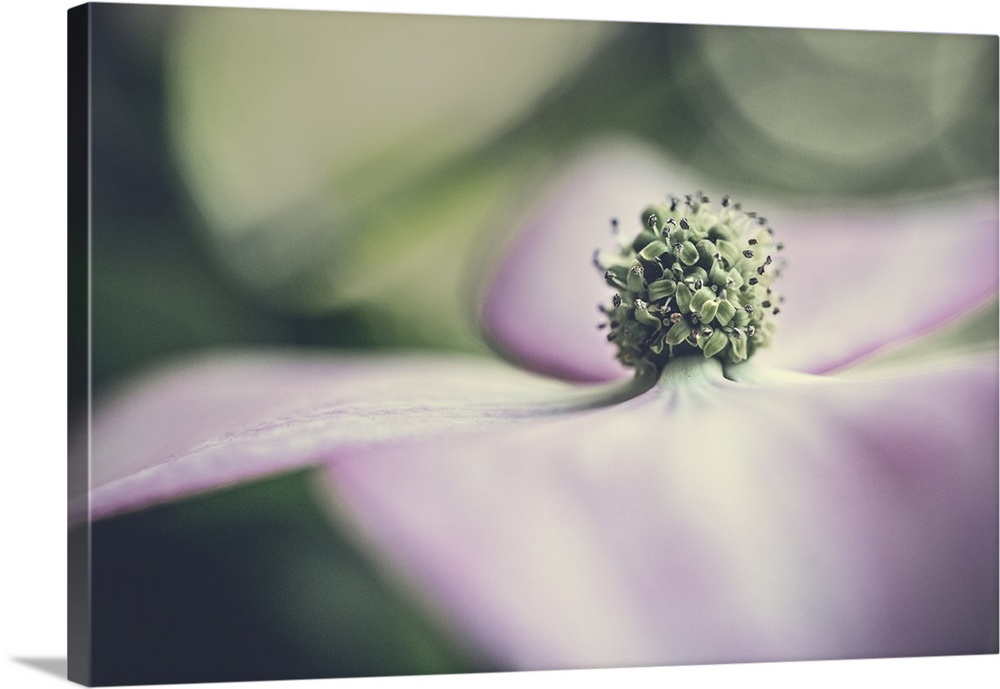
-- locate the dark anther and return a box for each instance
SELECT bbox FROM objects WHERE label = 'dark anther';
[732,329,741,339]
[748,277,759,285]
[747,211,757,219]
[631,264,643,275]
[604,270,614,281]
[733,202,742,210]
[744,304,754,314]
[747,325,756,337]
[673,243,683,253]
[666,218,676,225]
[647,214,658,228]
[669,196,679,212]
[772,307,781,315]
[597,323,607,330]
[777,242,785,250]
[762,300,771,308]
[701,327,713,337]
[757,216,767,225]
[748,238,758,245]
[765,255,772,265]
[679,218,690,230]
[607,332,617,341]
[757,265,766,275]
[694,278,703,290]
[721,195,731,207]
[661,227,671,240]
[742,249,754,258]
[610,218,618,229]
[700,195,709,203]
[612,294,622,307]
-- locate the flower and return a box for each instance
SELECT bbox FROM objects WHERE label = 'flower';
[71,141,999,671]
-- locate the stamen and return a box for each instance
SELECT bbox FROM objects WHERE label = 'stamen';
[595,192,784,370]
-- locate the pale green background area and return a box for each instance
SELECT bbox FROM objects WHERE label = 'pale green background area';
[166,11,997,354]
[83,5,998,400]
[77,4,998,683]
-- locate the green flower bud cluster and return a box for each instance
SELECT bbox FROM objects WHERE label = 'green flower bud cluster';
[595,193,784,374]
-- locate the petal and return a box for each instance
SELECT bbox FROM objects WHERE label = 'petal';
[756,194,999,373]
[479,140,998,379]
[479,139,707,382]
[74,350,646,524]
[320,354,998,669]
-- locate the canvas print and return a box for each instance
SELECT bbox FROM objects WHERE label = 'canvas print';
[67,3,999,686]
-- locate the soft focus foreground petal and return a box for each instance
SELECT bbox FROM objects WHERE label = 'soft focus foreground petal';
[322,354,998,669]
[756,194,999,373]
[480,140,705,382]
[74,351,643,524]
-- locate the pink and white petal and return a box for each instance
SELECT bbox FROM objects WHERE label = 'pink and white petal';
[320,354,998,669]
[480,139,997,380]
[479,138,707,382]
[74,350,640,524]
[757,195,999,373]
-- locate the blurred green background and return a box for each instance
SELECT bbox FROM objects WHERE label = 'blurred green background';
[81,5,998,403]
[72,4,998,684]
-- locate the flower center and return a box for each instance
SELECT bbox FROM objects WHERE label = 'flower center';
[595,192,784,375]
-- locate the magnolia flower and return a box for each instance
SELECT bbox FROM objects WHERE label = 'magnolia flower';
[71,142,998,672]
